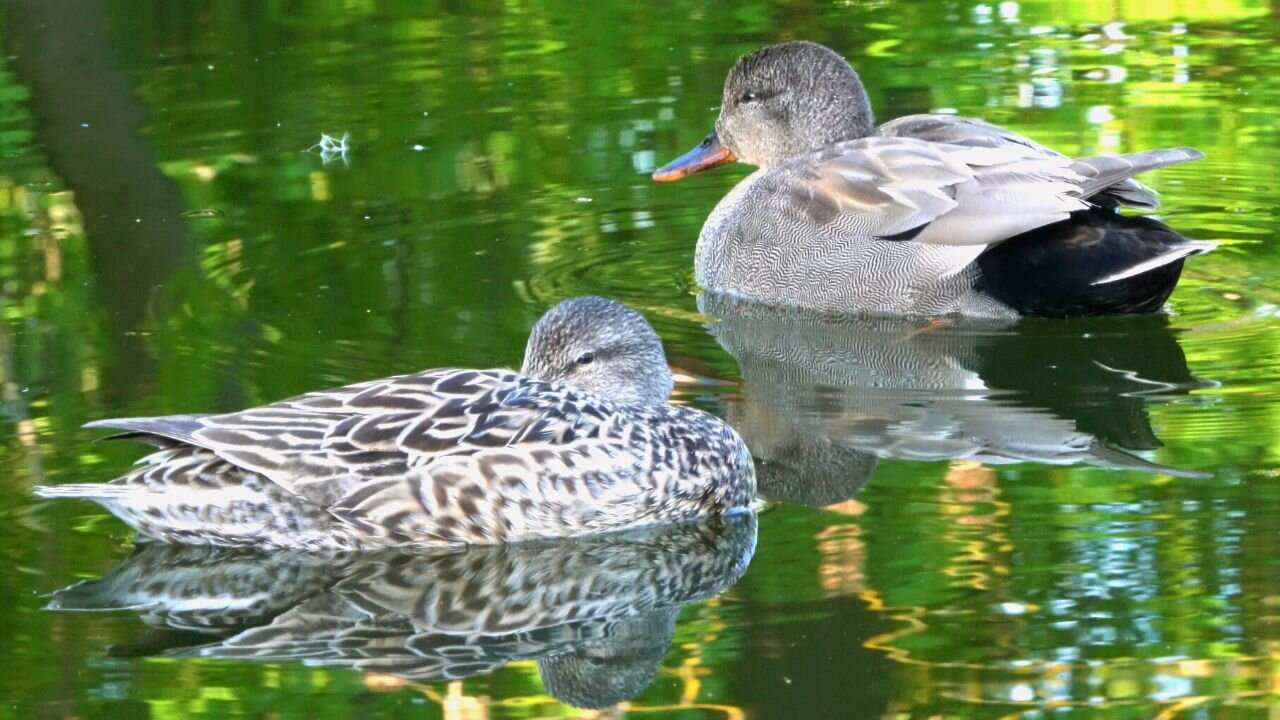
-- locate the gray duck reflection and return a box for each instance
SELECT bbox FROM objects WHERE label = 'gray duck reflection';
[47,514,756,709]
[700,293,1208,507]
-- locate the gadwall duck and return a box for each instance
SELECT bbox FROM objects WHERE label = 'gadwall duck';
[655,41,1215,318]
[35,296,756,550]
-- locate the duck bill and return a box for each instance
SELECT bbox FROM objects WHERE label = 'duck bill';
[653,132,737,182]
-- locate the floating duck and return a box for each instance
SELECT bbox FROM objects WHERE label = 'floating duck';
[36,296,756,550]
[655,41,1214,317]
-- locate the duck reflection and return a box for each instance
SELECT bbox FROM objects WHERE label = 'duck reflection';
[47,514,756,709]
[700,293,1208,507]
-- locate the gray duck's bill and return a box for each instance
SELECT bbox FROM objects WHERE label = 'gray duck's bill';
[653,132,737,182]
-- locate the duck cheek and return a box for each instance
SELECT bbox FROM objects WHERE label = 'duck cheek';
[728,113,782,167]
[713,124,750,166]
[735,133,771,168]
[579,367,610,397]
[761,110,798,151]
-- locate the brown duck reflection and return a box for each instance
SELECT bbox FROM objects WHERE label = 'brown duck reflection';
[47,513,756,710]
[700,291,1209,507]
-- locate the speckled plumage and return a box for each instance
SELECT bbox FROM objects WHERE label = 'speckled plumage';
[35,297,756,550]
[48,514,757,709]
[656,41,1214,317]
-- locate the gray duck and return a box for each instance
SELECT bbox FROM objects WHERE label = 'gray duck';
[654,41,1215,318]
[35,296,756,550]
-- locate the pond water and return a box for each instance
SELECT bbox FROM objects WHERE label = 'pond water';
[3,1,1280,718]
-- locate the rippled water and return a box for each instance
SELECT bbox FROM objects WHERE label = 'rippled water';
[4,1,1280,717]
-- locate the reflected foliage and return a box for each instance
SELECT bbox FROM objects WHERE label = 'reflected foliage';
[1,0,1280,718]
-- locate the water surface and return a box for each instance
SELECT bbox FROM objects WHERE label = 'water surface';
[3,1,1280,717]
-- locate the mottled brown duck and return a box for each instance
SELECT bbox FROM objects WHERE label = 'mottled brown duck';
[35,296,756,550]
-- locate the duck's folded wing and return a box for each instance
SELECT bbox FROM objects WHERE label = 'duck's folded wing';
[784,136,1200,248]
[89,369,612,505]
[1068,148,1203,204]
[782,136,1088,247]
[79,373,423,453]
[878,114,1195,209]
[879,114,1060,157]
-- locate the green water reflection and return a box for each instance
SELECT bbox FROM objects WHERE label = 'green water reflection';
[3,0,1280,717]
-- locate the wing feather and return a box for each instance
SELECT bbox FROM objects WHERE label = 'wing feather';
[778,134,1201,249]
[778,136,1083,244]
[877,113,1198,209]
[173,370,605,486]
[83,369,620,527]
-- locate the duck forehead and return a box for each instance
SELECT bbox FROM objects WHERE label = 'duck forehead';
[729,41,847,84]
[724,54,784,98]
[537,297,635,334]
[542,313,633,350]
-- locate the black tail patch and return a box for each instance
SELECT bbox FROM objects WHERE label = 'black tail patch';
[975,208,1205,318]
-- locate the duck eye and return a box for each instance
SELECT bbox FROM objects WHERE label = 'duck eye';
[575,352,596,366]
[739,91,759,104]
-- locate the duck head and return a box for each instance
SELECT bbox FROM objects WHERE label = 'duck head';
[521,296,675,406]
[654,41,875,179]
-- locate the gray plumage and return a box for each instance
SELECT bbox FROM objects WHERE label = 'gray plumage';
[656,41,1211,317]
[47,514,757,709]
[34,296,756,550]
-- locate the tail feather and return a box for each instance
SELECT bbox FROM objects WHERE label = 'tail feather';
[1092,240,1218,285]
[976,207,1211,317]
[85,414,210,448]
[36,472,359,551]
[1071,148,1204,203]
[34,483,134,500]
[1098,178,1159,210]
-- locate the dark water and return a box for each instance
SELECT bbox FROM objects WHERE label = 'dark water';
[3,1,1280,717]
